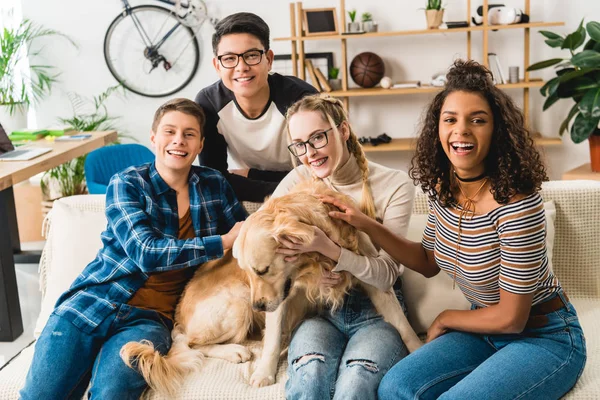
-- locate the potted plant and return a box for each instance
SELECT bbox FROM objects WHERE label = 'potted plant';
[329,67,342,91]
[362,12,378,33]
[527,20,600,172]
[425,0,444,29]
[41,85,129,207]
[347,10,361,33]
[0,18,75,133]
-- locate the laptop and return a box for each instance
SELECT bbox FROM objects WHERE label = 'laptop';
[0,147,53,161]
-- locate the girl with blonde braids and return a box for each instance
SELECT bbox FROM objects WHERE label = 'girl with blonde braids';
[272,93,415,400]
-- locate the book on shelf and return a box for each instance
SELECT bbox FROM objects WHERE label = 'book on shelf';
[313,67,332,92]
[391,81,422,89]
[304,59,322,91]
[488,53,506,84]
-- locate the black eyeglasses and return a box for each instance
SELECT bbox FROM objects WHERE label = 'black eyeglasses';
[217,49,265,69]
[287,127,334,157]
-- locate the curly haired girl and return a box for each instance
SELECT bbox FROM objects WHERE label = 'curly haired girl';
[324,59,586,400]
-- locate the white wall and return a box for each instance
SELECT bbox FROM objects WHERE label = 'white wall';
[21,0,600,179]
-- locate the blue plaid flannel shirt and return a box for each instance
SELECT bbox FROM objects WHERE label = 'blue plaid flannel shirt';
[54,162,247,333]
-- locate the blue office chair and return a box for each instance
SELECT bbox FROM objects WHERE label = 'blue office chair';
[85,144,155,194]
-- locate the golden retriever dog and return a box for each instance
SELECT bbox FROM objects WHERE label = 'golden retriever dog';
[120,250,263,395]
[120,181,421,395]
[233,181,422,387]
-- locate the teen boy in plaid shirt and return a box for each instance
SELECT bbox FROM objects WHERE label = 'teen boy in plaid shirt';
[20,98,246,399]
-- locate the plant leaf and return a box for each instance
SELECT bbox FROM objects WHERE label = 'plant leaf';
[562,21,586,50]
[557,77,598,98]
[539,30,563,40]
[543,91,560,111]
[540,77,559,97]
[558,68,594,83]
[578,87,600,119]
[583,38,600,51]
[571,50,600,68]
[571,112,600,143]
[587,21,600,42]
[527,58,563,71]
[545,38,565,48]
[559,104,580,135]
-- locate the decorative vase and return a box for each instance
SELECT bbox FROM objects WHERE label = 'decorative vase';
[0,103,28,133]
[329,79,342,91]
[347,22,361,32]
[362,21,378,32]
[425,9,444,29]
[590,129,600,172]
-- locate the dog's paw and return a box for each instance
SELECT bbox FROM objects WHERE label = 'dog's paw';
[219,344,253,363]
[249,368,275,388]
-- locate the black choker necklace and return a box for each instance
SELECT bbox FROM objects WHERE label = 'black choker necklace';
[454,171,487,182]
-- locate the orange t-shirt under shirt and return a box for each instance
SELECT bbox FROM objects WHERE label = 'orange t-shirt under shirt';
[128,208,196,320]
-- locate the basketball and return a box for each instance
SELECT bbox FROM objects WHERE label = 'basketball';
[350,52,385,88]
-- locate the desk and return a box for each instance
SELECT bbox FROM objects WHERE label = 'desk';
[562,163,600,181]
[0,131,117,341]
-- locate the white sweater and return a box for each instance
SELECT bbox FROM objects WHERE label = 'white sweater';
[272,155,415,291]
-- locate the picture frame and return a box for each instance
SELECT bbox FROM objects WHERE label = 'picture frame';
[302,8,338,36]
[272,52,334,80]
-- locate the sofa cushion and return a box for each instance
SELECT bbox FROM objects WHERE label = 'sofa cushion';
[34,196,107,338]
[402,201,557,335]
[5,299,596,399]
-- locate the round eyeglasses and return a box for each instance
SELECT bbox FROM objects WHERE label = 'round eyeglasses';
[287,127,335,157]
[217,49,265,69]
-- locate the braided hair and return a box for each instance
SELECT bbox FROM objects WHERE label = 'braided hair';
[286,94,376,219]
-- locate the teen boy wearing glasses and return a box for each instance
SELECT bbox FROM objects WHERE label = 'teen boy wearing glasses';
[195,12,317,202]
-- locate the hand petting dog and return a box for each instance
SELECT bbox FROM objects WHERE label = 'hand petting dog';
[276,227,344,288]
[276,226,342,263]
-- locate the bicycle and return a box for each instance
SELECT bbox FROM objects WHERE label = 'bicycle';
[104,0,215,98]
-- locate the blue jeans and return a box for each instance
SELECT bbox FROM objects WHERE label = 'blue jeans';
[20,304,172,400]
[286,286,408,400]
[378,292,587,400]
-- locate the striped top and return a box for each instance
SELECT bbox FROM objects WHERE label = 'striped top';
[422,192,561,307]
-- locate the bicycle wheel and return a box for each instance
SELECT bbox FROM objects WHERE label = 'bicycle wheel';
[104,5,200,98]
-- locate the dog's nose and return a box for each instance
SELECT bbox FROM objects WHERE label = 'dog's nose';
[253,300,266,311]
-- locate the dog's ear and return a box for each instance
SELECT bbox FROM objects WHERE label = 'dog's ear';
[274,220,315,245]
[232,223,247,260]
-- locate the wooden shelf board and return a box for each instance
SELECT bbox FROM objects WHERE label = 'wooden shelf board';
[533,136,562,146]
[361,136,561,153]
[484,21,565,31]
[497,80,544,89]
[329,86,441,97]
[361,138,415,153]
[327,80,544,98]
[274,22,565,42]
[276,27,479,41]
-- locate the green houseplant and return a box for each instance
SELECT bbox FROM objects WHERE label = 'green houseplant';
[347,9,361,33]
[361,12,378,33]
[426,0,443,10]
[328,67,341,91]
[425,0,444,29]
[41,85,128,202]
[527,20,600,171]
[0,19,75,119]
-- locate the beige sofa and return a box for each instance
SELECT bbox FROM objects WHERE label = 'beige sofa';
[0,180,598,399]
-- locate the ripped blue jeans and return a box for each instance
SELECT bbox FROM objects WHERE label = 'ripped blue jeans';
[285,285,408,400]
